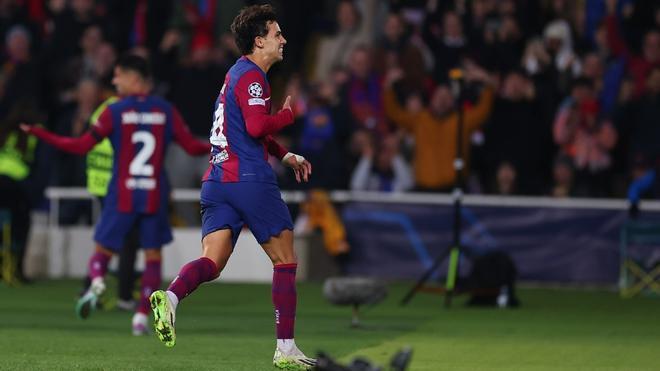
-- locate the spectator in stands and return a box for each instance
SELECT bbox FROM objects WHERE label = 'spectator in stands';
[169,0,221,56]
[2,0,658,203]
[350,133,413,192]
[0,25,42,118]
[463,0,491,50]
[313,0,376,82]
[540,0,574,27]
[383,63,494,192]
[480,69,554,195]
[542,19,580,82]
[583,21,626,119]
[43,23,99,112]
[521,36,565,130]
[493,161,517,195]
[52,77,102,224]
[372,12,430,97]
[553,77,618,196]
[105,0,173,54]
[579,50,624,116]
[292,80,352,190]
[617,67,660,184]
[423,10,466,84]
[549,155,576,198]
[481,15,525,73]
[91,42,117,92]
[77,24,104,78]
[0,0,41,45]
[346,45,389,137]
[45,0,101,63]
[605,0,660,99]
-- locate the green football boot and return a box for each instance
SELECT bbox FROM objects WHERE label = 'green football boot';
[150,290,176,347]
[75,278,105,319]
[273,347,316,370]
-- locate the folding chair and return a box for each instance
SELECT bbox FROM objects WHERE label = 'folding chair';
[619,220,660,298]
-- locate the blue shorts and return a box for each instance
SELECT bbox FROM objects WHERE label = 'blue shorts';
[94,203,172,251]
[200,181,293,246]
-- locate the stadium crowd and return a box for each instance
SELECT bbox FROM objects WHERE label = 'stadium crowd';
[1,0,660,210]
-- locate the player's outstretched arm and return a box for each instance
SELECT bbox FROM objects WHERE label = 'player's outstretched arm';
[20,124,101,155]
[20,106,112,155]
[172,107,212,156]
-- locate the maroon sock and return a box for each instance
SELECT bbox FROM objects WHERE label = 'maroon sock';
[167,257,219,301]
[272,263,297,339]
[88,251,111,280]
[137,259,161,314]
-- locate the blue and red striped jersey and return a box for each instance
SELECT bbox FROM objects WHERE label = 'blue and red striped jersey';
[94,95,207,214]
[203,56,291,184]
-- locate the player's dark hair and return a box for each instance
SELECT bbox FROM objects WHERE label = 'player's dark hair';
[116,54,151,80]
[231,4,278,55]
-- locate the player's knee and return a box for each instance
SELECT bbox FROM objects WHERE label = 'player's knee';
[95,245,115,257]
[270,251,297,265]
[144,248,162,261]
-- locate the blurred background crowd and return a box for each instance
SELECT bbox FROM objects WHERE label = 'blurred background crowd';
[1,0,660,216]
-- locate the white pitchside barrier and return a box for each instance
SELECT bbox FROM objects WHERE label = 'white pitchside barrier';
[40,187,660,283]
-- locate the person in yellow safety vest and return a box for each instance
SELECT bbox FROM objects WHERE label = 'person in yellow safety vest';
[86,96,118,198]
[82,97,140,310]
[0,113,39,283]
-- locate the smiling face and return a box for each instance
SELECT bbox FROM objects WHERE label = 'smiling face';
[257,21,286,63]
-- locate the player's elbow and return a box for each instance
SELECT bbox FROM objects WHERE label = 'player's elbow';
[67,144,93,155]
[245,118,265,138]
[188,144,211,156]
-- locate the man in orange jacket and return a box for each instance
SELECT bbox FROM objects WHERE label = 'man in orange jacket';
[383,64,495,191]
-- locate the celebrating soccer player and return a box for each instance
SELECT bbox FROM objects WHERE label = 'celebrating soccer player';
[20,54,211,335]
[148,4,315,370]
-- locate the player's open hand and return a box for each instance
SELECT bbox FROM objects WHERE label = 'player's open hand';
[282,95,292,112]
[19,123,32,133]
[283,152,312,183]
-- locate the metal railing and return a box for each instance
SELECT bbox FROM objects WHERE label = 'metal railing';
[43,186,660,227]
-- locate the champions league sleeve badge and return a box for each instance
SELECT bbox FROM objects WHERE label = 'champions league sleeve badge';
[247,82,266,106]
[248,82,263,97]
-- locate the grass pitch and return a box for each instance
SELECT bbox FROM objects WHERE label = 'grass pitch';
[0,280,658,370]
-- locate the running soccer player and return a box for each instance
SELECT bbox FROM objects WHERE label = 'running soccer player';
[21,54,211,335]
[149,5,315,370]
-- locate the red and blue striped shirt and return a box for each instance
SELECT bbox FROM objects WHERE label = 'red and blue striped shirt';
[203,56,291,184]
[30,94,209,214]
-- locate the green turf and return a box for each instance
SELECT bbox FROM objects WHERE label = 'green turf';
[0,280,658,370]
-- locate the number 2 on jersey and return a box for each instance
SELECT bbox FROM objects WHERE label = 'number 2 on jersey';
[129,131,155,176]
